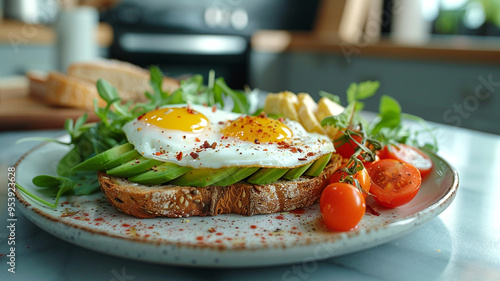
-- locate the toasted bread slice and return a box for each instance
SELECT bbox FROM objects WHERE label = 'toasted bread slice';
[45,72,107,110]
[98,154,342,218]
[26,71,48,101]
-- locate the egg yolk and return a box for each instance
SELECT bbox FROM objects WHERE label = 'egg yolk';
[139,107,209,133]
[223,115,293,143]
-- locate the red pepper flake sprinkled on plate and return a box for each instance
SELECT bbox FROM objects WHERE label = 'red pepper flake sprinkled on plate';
[190,152,199,159]
[208,227,216,233]
[176,151,183,161]
[61,209,79,217]
[290,209,306,215]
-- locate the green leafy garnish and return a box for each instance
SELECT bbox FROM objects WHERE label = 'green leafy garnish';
[17,67,255,207]
[320,81,437,194]
[320,81,437,152]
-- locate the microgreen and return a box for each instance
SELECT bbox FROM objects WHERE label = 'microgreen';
[17,67,254,208]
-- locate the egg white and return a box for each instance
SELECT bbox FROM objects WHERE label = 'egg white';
[122,104,334,169]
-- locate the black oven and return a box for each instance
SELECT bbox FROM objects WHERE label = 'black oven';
[102,0,320,88]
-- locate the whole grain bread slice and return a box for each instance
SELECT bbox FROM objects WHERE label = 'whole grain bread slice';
[98,154,342,218]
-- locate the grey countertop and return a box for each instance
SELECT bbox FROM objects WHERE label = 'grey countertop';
[0,123,499,281]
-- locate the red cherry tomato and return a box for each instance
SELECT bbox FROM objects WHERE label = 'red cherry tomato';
[378,144,433,179]
[320,183,366,231]
[366,159,422,208]
[334,134,363,159]
[329,167,371,198]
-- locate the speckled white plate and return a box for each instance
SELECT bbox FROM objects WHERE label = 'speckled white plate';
[14,138,458,267]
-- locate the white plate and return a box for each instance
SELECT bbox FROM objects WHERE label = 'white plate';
[14,139,458,267]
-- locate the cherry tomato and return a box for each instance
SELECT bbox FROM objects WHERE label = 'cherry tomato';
[366,159,422,208]
[334,133,363,159]
[329,167,370,198]
[378,144,433,179]
[320,183,366,231]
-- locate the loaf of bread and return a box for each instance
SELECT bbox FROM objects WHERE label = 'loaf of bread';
[98,155,342,218]
[67,60,179,103]
[28,59,180,110]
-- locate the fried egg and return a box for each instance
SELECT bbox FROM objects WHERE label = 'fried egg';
[122,104,334,169]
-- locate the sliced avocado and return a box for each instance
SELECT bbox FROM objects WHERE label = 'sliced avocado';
[128,162,192,185]
[282,162,313,180]
[73,143,134,171]
[170,166,239,187]
[304,153,332,177]
[106,156,163,178]
[214,167,260,187]
[101,149,141,170]
[247,168,289,185]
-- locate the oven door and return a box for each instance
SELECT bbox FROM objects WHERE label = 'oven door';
[110,29,250,88]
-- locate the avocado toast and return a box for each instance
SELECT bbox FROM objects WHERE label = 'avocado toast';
[74,103,341,218]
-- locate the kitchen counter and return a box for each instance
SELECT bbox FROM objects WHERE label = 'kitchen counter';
[0,123,499,281]
[0,19,113,47]
[251,30,500,64]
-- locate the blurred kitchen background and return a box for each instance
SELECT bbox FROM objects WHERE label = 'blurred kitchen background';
[0,0,499,134]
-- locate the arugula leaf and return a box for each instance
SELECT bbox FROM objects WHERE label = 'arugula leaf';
[320,103,352,129]
[149,65,163,94]
[57,146,81,177]
[25,175,75,207]
[346,81,380,103]
[370,95,401,135]
[214,78,250,114]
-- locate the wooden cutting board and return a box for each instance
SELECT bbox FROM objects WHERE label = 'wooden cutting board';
[0,79,99,131]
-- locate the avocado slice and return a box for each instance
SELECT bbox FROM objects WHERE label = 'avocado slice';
[106,156,163,178]
[101,149,141,170]
[247,168,289,185]
[282,162,314,180]
[128,162,192,185]
[214,167,260,187]
[170,166,239,187]
[73,143,134,171]
[304,153,332,177]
